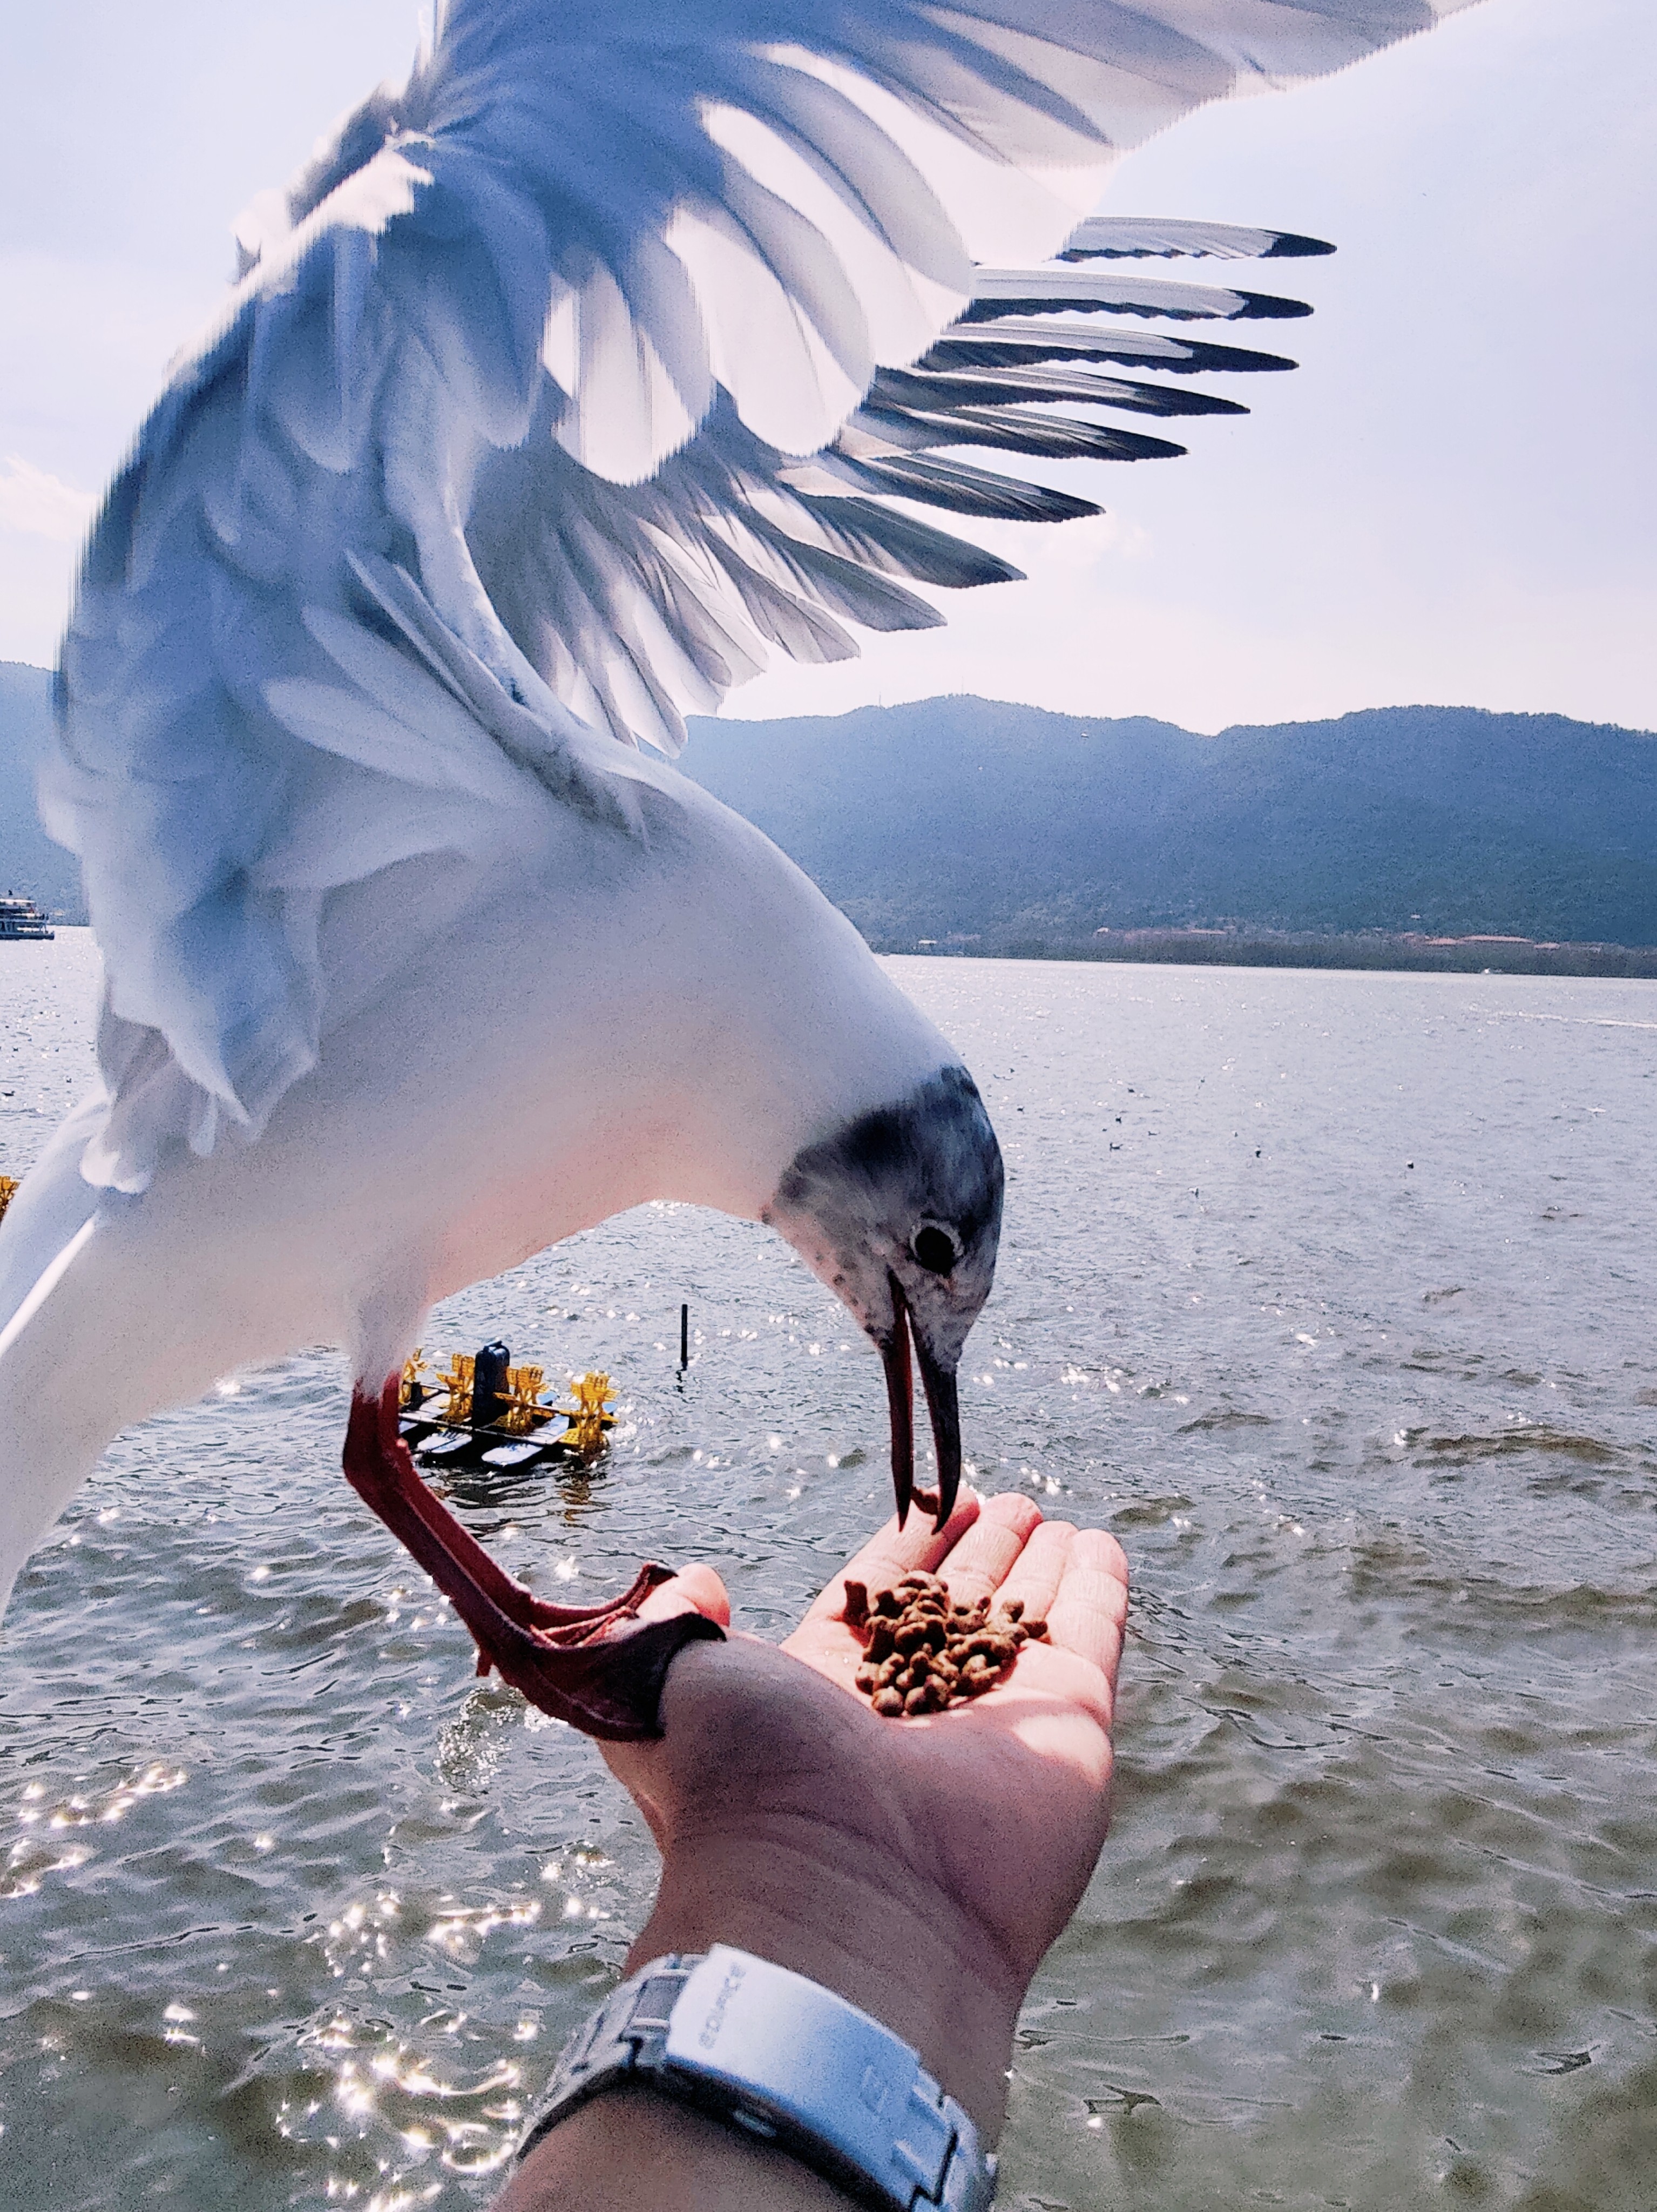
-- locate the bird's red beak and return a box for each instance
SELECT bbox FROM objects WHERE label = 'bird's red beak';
[882,1273,963,1534]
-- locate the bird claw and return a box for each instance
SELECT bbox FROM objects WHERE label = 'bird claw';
[344,1382,722,1741]
[478,1602,725,1740]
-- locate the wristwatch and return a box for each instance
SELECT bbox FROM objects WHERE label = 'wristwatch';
[517,1945,998,2211]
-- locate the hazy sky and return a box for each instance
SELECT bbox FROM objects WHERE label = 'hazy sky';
[2,0,1652,734]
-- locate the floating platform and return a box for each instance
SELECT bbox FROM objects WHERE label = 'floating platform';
[399,1340,616,1469]
[0,894,53,941]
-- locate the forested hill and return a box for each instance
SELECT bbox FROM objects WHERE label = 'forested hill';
[4,662,1655,949]
[682,698,1657,952]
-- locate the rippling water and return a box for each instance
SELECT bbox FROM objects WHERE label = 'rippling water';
[2,934,1655,2210]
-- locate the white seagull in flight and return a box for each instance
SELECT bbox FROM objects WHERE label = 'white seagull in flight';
[0,0,1470,1737]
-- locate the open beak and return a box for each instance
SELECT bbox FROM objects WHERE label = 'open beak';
[882,1274,963,1534]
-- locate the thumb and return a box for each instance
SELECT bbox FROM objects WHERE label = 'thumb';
[635,1561,732,1629]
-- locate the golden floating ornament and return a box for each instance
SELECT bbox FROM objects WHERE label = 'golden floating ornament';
[399,1348,433,1412]
[556,1372,616,1461]
[567,1372,616,1422]
[498,1364,553,1435]
[434,1352,476,1425]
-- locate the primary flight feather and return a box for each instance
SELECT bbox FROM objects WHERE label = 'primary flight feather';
[0,0,1472,1735]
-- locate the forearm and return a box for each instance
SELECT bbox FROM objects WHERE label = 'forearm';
[496,1825,1023,2212]
[630,1821,1021,2136]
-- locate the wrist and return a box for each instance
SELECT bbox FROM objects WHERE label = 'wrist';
[627,1824,1023,2140]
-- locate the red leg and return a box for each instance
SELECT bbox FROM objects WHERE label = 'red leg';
[344,1380,722,1741]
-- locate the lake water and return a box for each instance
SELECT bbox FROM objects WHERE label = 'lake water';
[2,935,1655,2211]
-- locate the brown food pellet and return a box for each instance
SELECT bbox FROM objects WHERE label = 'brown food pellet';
[849,1574,1041,1717]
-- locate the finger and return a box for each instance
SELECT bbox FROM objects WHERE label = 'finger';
[802,1489,982,1624]
[995,1519,1076,1626]
[1045,1529,1130,1683]
[635,1562,732,1629]
[936,1492,1044,1608]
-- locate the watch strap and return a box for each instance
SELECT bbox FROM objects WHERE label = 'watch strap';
[518,1946,997,2211]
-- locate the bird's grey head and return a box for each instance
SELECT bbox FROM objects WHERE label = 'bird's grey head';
[762,1064,1003,1531]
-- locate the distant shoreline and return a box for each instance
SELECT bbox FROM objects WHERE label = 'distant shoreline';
[13,922,1657,983]
[874,930,1657,979]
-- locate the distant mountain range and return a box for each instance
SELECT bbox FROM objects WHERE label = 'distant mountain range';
[4,661,1655,955]
[682,698,1657,955]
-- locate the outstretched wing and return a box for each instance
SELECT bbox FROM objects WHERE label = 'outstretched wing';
[467,221,1330,754]
[46,0,1474,1190]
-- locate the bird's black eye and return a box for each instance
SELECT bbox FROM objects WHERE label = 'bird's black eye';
[911,1224,959,1274]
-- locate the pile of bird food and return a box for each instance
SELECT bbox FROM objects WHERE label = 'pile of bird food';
[843,1571,1048,1717]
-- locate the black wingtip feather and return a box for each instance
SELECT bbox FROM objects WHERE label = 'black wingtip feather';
[1232,290,1314,320]
[922,329,1299,377]
[840,451,1103,523]
[1260,232,1336,258]
[860,401,1187,464]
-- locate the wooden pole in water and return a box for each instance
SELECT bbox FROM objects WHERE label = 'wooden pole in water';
[679,1303,689,1370]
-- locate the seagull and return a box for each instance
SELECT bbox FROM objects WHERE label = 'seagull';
[0,0,1469,1738]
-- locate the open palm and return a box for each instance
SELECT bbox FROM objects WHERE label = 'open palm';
[603,1492,1130,2046]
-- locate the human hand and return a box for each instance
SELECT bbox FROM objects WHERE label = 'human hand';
[600,1491,1129,2137]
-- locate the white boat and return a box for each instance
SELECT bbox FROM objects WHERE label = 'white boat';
[0,894,53,942]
